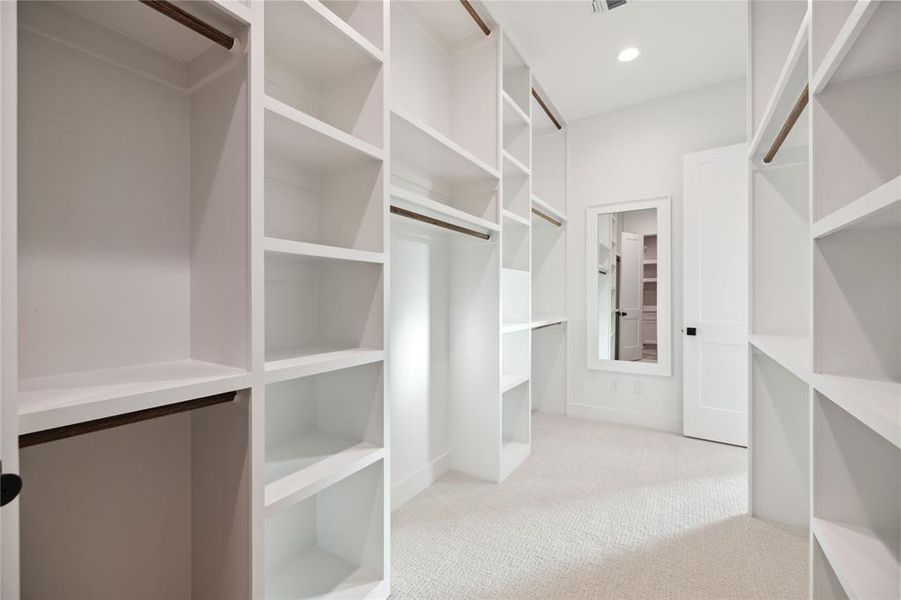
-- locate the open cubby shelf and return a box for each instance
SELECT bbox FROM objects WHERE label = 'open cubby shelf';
[264,361,384,514]
[812,518,898,600]
[265,460,385,599]
[264,0,384,150]
[503,149,531,177]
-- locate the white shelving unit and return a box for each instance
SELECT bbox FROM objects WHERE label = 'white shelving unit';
[260,1,389,597]
[750,2,900,598]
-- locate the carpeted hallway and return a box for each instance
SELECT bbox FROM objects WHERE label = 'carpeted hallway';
[391,414,807,599]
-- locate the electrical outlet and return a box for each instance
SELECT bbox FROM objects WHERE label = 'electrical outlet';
[609,379,619,393]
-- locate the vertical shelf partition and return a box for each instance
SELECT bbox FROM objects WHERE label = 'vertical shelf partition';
[499,37,532,481]
[750,2,900,598]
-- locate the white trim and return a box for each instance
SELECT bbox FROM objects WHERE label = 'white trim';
[567,403,682,433]
[390,451,450,511]
[585,196,673,377]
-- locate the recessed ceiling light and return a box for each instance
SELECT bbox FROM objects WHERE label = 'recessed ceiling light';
[617,47,641,62]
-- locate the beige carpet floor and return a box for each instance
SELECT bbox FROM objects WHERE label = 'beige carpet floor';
[391,413,808,599]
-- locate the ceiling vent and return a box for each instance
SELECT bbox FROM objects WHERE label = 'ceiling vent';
[591,0,627,13]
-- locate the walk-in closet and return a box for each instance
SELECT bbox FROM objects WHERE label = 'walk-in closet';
[0,1,897,599]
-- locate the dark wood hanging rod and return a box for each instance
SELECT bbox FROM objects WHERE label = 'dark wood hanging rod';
[532,207,562,227]
[19,391,238,448]
[763,84,808,164]
[533,321,564,331]
[456,0,564,131]
[140,0,235,50]
[391,206,491,241]
[531,89,563,131]
[459,0,491,36]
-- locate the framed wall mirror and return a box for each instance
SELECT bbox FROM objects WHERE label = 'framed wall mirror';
[586,196,671,376]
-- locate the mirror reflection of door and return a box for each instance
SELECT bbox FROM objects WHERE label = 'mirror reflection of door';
[594,205,660,364]
[618,232,642,361]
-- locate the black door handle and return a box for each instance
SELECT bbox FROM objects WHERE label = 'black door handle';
[686,327,697,336]
[1,473,22,507]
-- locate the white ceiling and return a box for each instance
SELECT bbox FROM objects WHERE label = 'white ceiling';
[485,0,747,123]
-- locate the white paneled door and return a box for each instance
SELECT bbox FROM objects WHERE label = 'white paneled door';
[683,143,749,446]
[617,232,642,362]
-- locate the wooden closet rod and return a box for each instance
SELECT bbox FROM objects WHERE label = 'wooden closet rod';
[19,391,238,448]
[390,206,491,241]
[532,207,562,227]
[140,0,235,50]
[531,89,563,131]
[763,84,808,164]
[459,0,491,36]
[533,321,564,331]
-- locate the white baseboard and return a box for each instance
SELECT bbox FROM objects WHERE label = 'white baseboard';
[567,402,683,433]
[391,451,450,511]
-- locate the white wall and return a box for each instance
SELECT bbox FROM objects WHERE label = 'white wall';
[389,234,450,509]
[566,78,746,432]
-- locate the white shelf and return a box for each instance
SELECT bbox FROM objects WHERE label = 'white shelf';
[18,360,251,435]
[643,260,657,265]
[265,435,384,515]
[748,334,811,383]
[812,518,899,600]
[502,150,530,177]
[502,322,531,335]
[642,306,657,312]
[531,194,566,226]
[811,175,901,238]
[266,546,384,600]
[531,317,567,330]
[502,91,530,127]
[502,209,530,229]
[811,0,898,94]
[810,373,901,450]
[748,11,810,161]
[501,373,530,393]
[264,348,384,384]
[390,186,499,234]
[390,109,499,183]
[266,0,383,83]
[643,278,657,283]
[265,95,383,170]
[263,237,385,264]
